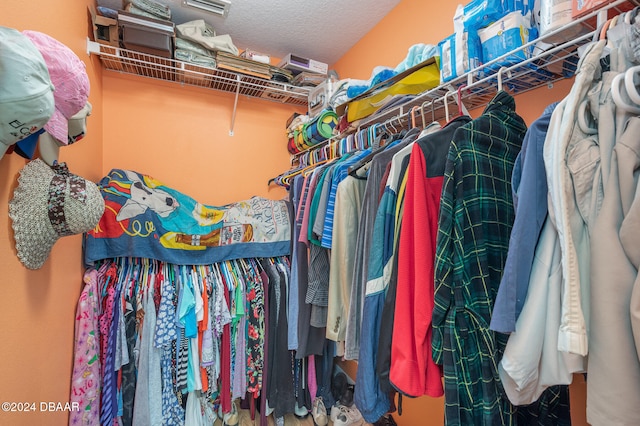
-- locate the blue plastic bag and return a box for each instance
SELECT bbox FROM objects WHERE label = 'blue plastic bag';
[478,11,533,74]
[439,31,483,83]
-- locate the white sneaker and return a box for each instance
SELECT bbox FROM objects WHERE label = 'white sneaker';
[332,404,364,426]
[330,404,342,423]
[218,399,238,426]
[312,397,328,426]
[330,404,351,423]
[295,402,309,418]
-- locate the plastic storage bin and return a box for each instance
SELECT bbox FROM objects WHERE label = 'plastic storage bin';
[118,11,175,58]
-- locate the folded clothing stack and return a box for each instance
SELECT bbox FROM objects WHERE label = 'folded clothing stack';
[174,19,239,68]
[174,37,216,68]
[125,0,172,20]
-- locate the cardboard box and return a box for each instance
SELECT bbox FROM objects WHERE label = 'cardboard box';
[90,5,119,47]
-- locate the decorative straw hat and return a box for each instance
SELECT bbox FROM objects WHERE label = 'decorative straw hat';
[9,159,105,269]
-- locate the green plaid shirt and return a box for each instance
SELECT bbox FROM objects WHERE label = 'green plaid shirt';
[433,91,526,425]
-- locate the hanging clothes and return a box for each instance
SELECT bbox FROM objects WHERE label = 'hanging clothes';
[495,103,580,406]
[345,130,414,361]
[544,41,607,358]
[326,175,366,343]
[390,115,470,399]
[132,283,163,426]
[588,114,640,426]
[263,258,296,418]
[432,91,526,425]
[70,268,102,426]
[245,260,265,397]
[489,102,574,423]
[288,176,303,351]
[296,169,328,358]
[99,262,120,426]
[71,256,289,426]
[491,103,558,334]
[583,22,640,425]
[354,128,420,423]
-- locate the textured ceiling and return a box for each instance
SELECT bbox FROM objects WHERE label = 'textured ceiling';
[108,0,401,66]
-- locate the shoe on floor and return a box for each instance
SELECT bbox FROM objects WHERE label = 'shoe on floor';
[312,397,328,426]
[295,401,309,418]
[373,414,398,426]
[332,403,364,426]
[332,372,349,402]
[340,385,354,407]
[218,399,238,426]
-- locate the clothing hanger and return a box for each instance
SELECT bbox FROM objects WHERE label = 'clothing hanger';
[456,84,468,117]
[329,139,338,161]
[419,100,429,127]
[599,17,613,40]
[624,65,640,106]
[497,66,509,92]
[420,96,439,127]
[611,72,640,114]
[431,98,437,123]
[443,90,453,122]
[577,100,598,135]
[410,106,420,129]
[250,257,264,275]
[415,98,442,138]
[269,153,331,187]
[347,126,387,178]
[339,136,348,157]
[390,118,403,135]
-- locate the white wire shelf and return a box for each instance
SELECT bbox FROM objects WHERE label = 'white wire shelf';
[351,0,640,132]
[86,40,311,107]
[283,0,638,165]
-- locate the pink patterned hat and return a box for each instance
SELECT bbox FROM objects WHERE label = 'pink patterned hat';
[22,30,90,145]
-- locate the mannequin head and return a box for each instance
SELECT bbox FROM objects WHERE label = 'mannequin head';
[39,101,92,166]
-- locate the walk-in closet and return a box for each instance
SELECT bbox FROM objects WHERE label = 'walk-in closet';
[2,0,640,425]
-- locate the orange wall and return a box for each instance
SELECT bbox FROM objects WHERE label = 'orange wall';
[1,1,104,425]
[101,73,295,205]
[333,1,584,425]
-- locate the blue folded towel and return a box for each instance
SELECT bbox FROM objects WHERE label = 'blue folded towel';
[394,43,438,73]
[370,67,397,87]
